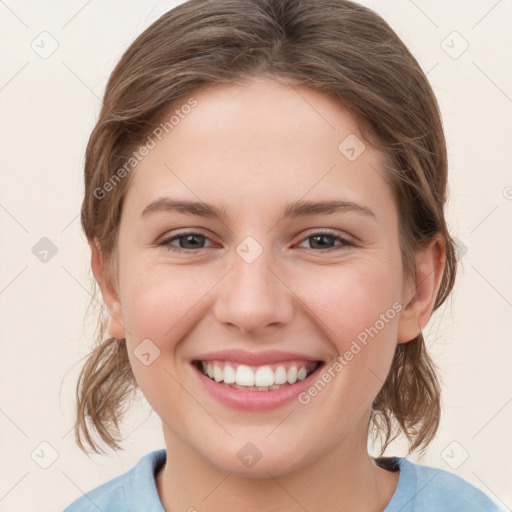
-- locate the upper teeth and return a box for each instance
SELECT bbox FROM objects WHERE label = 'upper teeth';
[201,361,317,387]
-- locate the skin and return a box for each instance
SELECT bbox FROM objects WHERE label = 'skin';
[92,78,445,511]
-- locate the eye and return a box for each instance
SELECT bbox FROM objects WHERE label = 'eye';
[296,230,355,251]
[157,229,355,254]
[158,231,215,252]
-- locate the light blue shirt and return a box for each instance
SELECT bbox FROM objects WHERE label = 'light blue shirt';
[62,449,508,511]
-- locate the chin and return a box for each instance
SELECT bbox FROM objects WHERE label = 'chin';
[204,444,313,479]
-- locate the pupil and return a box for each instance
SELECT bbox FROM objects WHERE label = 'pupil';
[311,235,333,249]
[182,234,204,248]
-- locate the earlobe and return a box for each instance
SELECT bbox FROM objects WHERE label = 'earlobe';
[90,240,126,340]
[397,235,445,344]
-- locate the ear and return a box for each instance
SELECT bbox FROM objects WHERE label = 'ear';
[90,240,126,340]
[397,234,445,344]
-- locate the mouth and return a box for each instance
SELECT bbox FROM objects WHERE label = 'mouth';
[192,359,324,392]
[190,349,327,410]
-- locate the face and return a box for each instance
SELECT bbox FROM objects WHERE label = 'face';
[101,78,416,477]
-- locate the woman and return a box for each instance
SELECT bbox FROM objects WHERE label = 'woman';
[64,0,506,510]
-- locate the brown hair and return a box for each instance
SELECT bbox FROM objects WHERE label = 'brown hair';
[76,0,457,455]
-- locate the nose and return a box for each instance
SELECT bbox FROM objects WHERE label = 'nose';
[213,248,295,336]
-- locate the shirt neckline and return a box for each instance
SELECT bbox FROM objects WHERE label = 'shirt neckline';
[380,456,416,511]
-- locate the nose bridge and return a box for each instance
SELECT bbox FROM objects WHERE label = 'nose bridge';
[213,237,294,334]
[234,246,276,298]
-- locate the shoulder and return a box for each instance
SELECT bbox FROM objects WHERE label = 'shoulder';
[62,449,167,512]
[62,472,126,512]
[387,457,507,512]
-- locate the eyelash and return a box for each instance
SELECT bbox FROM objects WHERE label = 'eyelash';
[157,229,356,254]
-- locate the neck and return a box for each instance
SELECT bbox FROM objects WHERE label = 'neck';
[155,423,399,512]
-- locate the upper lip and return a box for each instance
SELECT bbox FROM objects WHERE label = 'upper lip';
[192,349,323,367]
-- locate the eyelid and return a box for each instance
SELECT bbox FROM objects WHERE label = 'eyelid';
[298,227,354,243]
[158,227,211,241]
[158,228,217,248]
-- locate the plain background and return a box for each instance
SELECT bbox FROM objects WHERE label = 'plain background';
[0,1,511,510]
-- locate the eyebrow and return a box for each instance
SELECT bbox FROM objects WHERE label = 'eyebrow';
[141,197,376,222]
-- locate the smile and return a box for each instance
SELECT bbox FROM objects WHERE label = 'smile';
[195,360,320,391]
[191,355,326,411]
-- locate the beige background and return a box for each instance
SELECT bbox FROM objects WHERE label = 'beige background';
[0,1,511,510]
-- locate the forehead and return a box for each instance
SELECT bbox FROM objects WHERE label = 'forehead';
[123,79,395,224]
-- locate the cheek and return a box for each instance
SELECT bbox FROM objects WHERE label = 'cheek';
[118,261,226,398]
[292,265,401,422]
[299,257,402,396]
[119,263,206,410]
[302,258,402,347]
[120,262,206,343]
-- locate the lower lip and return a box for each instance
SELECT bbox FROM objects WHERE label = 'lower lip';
[192,363,324,411]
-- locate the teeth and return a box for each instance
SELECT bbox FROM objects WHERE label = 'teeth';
[223,364,236,384]
[199,360,317,389]
[287,366,298,384]
[274,366,287,385]
[213,364,223,382]
[235,365,254,386]
[255,366,274,387]
[297,367,308,381]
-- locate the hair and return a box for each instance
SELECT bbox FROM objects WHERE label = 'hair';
[75,0,457,456]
